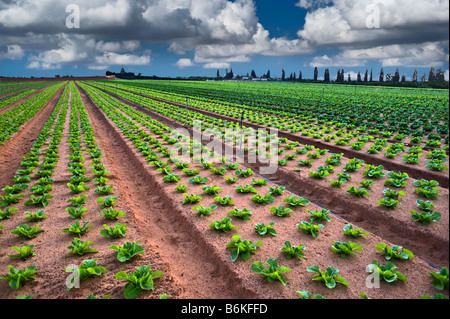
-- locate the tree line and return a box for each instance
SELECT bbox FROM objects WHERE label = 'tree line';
[215,66,447,88]
[218,66,446,83]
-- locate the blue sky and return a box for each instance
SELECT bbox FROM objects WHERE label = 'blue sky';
[0,0,448,80]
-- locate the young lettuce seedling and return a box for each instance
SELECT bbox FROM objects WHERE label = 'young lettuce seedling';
[251,193,274,206]
[268,185,286,196]
[64,259,107,291]
[226,235,262,262]
[235,184,257,194]
[0,194,25,206]
[192,205,217,217]
[8,245,36,260]
[430,267,449,291]
[97,196,119,208]
[342,224,369,238]
[306,265,349,289]
[375,243,414,261]
[280,241,306,260]
[283,195,310,207]
[227,207,252,220]
[255,222,277,237]
[331,241,363,259]
[115,264,163,299]
[0,207,18,220]
[0,265,37,289]
[109,240,144,262]
[68,195,88,207]
[410,210,441,225]
[297,221,323,238]
[307,208,331,222]
[367,260,407,283]
[23,210,48,222]
[62,220,93,236]
[202,185,222,196]
[270,205,293,217]
[100,223,127,238]
[67,238,98,256]
[214,195,234,206]
[182,193,203,205]
[11,224,44,239]
[209,217,239,233]
[251,258,291,286]
[99,207,126,220]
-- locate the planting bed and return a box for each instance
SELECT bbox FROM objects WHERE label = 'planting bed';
[0,80,448,300]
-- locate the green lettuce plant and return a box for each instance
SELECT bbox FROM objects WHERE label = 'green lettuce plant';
[8,245,36,260]
[342,224,369,238]
[270,205,293,217]
[306,265,349,289]
[255,222,277,237]
[226,235,262,262]
[214,195,234,206]
[11,224,43,239]
[280,241,306,260]
[66,207,88,219]
[182,193,203,205]
[430,267,449,290]
[375,243,414,260]
[67,238,98,256]
[62,220,93,236]
[251,193,274,206]
[0,265,37,289]
[331,241,363,258]
[109,240,145,262]
[100,223,128,238]
[23,210,48,222]
[367,260,407,283]
[0,207,18,220]
[209,217,239,233]
[251,258,291,286]
[115,264,163,299]
[64,259,107,291]
[297,221,323,238]
[192,204,217,217]
[283,195,309,207]
[97,196,119,208]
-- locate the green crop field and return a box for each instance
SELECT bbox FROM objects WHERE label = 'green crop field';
[0,79,448,301]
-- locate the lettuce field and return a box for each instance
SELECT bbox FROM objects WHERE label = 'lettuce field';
[0,79,448,300]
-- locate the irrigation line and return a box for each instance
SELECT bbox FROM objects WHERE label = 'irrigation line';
[223,155,442,270]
